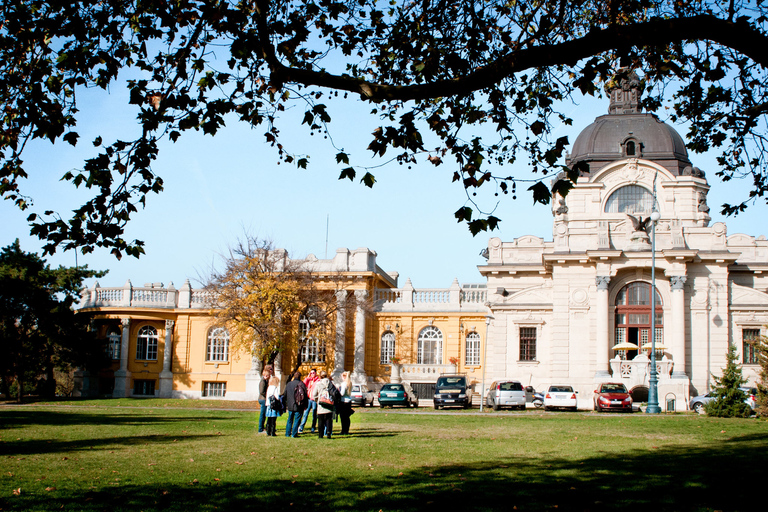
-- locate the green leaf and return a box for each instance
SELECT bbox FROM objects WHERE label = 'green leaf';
[528,182,551,205]
[361,172,376,188]
[339,167,356,181]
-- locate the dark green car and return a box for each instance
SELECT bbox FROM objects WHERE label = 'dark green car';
[378,382,418,408]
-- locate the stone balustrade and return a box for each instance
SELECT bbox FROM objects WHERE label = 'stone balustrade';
[400,364,457,380]
[374,279,487,312]
[82,278,488,313]
[80,280,208,309]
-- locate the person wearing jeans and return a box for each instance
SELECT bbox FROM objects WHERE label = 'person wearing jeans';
[257,366,273,433]
[284,371,307,437]
[299,369,319,433]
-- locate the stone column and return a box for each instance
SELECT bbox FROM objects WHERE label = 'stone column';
[352,289,368,384]
[159,320,175,397]
[333,290,347,380]
[595,276,611,379]
[670,276,688,379]
[113,318,132,397]
[244,350,262,400]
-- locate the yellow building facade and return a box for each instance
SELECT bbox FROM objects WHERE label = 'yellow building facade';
[78,248,490,401]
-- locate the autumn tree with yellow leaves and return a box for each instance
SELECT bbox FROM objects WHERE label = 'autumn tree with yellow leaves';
[204,237,360,373]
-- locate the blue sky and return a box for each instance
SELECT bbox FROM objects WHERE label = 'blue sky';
[1,84,766,291]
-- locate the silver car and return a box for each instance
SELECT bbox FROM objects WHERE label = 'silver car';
[689,386,757,413]
[486,380,526,410]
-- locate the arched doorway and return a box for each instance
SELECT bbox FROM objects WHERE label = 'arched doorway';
[630,385,649,403]
[614,282,663,360]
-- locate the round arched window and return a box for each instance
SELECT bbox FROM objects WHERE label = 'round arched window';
[604,185,656,214]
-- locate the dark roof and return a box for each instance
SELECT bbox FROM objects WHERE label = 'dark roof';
[565,70,693,176]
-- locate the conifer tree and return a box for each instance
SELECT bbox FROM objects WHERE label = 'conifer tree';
[749,332,768,418]
[704,344,752,418]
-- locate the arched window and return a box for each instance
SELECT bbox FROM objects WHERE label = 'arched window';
[626,140,636,156]
[299,306,325,363]
[206,327,230,362]
[614,282,663,359]
[380,331,396,364]
[417,326,443,365]
[465,331,481,366]
[106,330,121,360]
[604,185,656,214]
[136,325,158,360]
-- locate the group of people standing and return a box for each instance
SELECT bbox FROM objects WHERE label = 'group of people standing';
[258,366,354,439]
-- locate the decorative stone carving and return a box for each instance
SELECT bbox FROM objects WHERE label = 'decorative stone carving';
[596,276,611,290]
[670,276,687,290]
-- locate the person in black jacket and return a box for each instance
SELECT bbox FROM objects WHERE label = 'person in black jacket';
[284,371,308,437]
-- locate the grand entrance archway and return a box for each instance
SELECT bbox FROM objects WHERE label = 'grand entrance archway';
[614,282,663,359]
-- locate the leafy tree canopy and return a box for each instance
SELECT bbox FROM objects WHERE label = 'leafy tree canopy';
[204,236,360,373]
[2,0,767,259]
[0,239,107,401]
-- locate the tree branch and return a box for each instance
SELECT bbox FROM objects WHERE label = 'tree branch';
[269,14,767,102]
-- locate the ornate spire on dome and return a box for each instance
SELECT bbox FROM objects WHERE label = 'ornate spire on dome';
[605,69,643,114]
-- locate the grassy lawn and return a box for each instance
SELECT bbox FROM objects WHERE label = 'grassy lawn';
[1,401,766,511]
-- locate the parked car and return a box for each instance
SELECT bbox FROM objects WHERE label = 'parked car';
[593,382,633,412]
[434,375,471,409]
[350,384,374,407]
[543,385,578,411]
[378,382,418,408]
[689,387,758,414]
[485,380,526,410]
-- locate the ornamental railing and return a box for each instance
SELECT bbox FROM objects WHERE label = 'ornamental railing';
[374,282,487,312]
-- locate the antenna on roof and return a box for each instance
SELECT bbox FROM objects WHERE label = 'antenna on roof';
[325,213,329,259]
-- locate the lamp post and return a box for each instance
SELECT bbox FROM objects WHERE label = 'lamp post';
[646,209,662,414]
[481,314,492,412]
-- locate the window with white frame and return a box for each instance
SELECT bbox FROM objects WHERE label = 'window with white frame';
[203,381,226,397]
[136,325,158,360]
[519,327,537,361]
[465,331,481,366]
[106,330,121,360]
[604,185,656,214]
[417,326,443,365]
[380,331,396,364]
[299,306,326,363]
[206,327,230,362]
[743,328,760,364]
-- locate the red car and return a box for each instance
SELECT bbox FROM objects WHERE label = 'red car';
[593,383,633,412]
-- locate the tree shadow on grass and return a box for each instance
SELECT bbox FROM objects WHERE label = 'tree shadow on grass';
[3,431,766,511]
[0,433,219,457]
[0,409,234,429]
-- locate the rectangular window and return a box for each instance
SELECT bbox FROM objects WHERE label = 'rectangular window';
[465,333,481,365]
[519,327,537,361]
[106,332,121,360]
[743,329,760,364]
[133,379,156,396]
[203,382,226,398]
[301,338,326,364]
[380,333,395,364]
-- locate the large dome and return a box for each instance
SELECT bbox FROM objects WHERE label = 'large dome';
[565,71,692,175]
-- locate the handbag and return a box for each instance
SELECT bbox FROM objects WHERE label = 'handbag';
[269,393,283,413]
[318,385,334,407]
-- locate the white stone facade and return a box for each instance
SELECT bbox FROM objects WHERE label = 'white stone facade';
[479,155,767,411]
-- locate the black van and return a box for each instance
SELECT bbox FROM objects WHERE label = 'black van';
[433,374,471,409]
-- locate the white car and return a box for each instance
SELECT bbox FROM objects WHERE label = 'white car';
[543,385,578,411]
